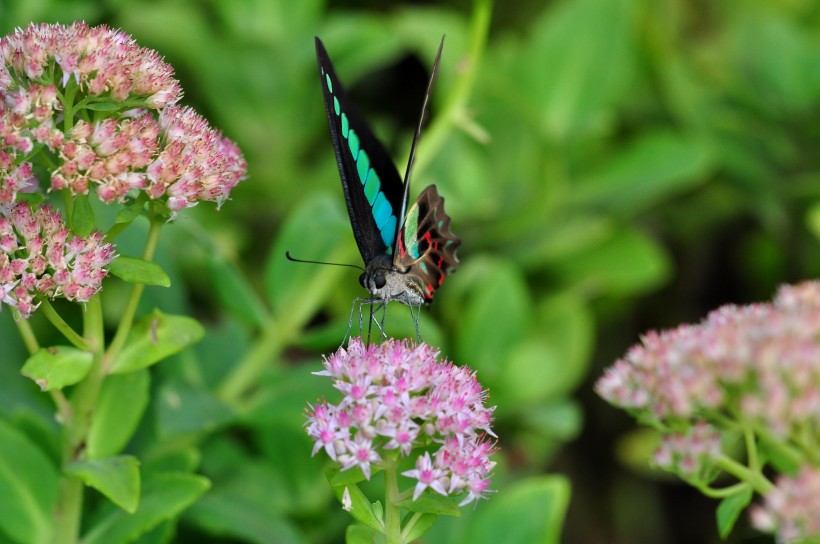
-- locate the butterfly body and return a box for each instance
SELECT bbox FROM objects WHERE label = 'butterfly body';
[315,37,459,308]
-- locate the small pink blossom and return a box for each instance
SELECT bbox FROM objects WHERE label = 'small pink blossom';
[0,23,246,217]
[0,201,116,317]
[596,281,820,436]
[305,338,497,505]
[0,22,181,106]
[750,465,820,542]
[652,421,722,478]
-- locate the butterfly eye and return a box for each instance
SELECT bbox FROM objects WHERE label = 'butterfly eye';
[375,274,386,289]
[359,273,366,287]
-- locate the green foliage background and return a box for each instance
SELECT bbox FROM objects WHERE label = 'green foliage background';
[0,0,818,542]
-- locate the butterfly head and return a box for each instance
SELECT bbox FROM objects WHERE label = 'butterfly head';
[361,254,425,306]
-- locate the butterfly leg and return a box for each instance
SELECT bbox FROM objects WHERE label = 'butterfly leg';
[342,297,370,347]
[409,303,422,343]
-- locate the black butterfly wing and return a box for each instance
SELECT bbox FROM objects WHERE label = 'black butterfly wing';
[315,37,405,264]
[396,184,460,302]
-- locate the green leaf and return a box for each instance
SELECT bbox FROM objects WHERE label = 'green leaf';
[109,256,171,287]
[807,202,820,241]
[21,346,92,391]
[398,493,461,516]
[80,472,210,544]
[66,456,141,513]
[208,253,268,329]
[404,513,438,542]
[716,487,752,539]
[331,483,382,532]
[183,462,302,543]
[758,435,801,476]
[327,465,369,488]
[346,525,378,544]
[71,193,96,237]
[518,401,584,444]
[111,310,204,374]
[0,417,59,544]
[574,130,713,214]
[500,295,595,404]
[114,197,146,225]
[265,192,353,326]
[551,227,670,297]
[455,258,531,384]
[88,369,150,457]
[463,476,571,544]
[156,379,233,437]
[521,0,637,139]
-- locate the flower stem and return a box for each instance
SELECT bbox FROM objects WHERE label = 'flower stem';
[40,299,91,351]
[105,218,162,368]
[715,454,774,495]
[383,455,403,544]
[53,294,104,544]
[13,309,40,353]
[14,309,73,446]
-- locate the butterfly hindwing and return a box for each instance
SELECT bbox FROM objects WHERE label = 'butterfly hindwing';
[315,37,404,263]
[396,184,460,302]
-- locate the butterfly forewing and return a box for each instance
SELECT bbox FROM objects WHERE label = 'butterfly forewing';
[315,38,405,263]
[396,184,460,302]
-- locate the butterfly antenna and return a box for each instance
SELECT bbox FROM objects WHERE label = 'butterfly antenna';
[398,35,445,224]
[285,251,365,272]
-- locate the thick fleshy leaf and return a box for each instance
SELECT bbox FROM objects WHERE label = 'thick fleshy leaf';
[404,513,439,542]
[109,256,171,287]
[397,493,461,516]
[185,463,304,544]
[716,487,753,539]
[346,525,378,544]
[71,193,96,237]
[156,379,233,437]
[331,482,381,532]
[264,192,353,325]
[21,346,92,391]
[574,130,713,214]
[0,417,59,544]
[88,369,150,458]
[463,476,570,544]
[521,0,637,139]
[455,258,531,383]
[111,310,204,374]
[208,253,268,329]
[80,472,210,544]
[551,227,670,297]
[66,455,140,513]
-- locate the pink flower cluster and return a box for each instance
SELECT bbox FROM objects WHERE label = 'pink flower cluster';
[52,110,159,202]
[0,201,116,317]
[595,281,820,436]
[148,106,247,214]
[750,465,820,542]
[306,338,497,506]
[0,23,246,216]
[653,421,722,477]
[0,22,181,107]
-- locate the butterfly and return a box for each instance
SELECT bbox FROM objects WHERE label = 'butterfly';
[314,37,460,318]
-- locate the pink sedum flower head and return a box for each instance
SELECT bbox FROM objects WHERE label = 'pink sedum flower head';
[595,281,820,436]
[0,201,116,317]
[0,22,181,107]
[305,338,497,506]
[652,421,722,479]
[0,23,246,218]
[750,465,820,542]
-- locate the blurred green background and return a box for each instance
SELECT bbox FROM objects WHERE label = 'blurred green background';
[1,0,819,542]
